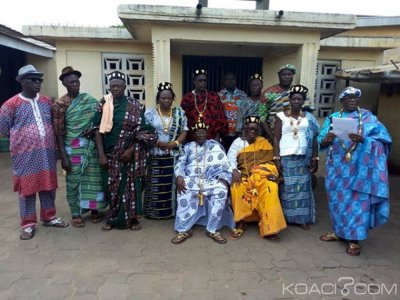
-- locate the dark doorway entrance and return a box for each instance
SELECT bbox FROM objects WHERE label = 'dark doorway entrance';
[182,55,263,95]
[0,45,26,106]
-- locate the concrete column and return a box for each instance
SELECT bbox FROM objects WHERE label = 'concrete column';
[296,42,320,106]
[152,38,171,93]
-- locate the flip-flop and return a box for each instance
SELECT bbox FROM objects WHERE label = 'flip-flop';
[20,227,35,240]
[71,217,85,228]
[171,231,193,244]
[206,231,227,244]
[346,243,361,256]
[91,213,105,224]
[43,217,69,228]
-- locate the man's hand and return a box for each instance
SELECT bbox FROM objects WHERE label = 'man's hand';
[176,176,187,194]
[61,157,71,173]
[348,133,364,144]
[99,154,108,169]
[232,169,242,185]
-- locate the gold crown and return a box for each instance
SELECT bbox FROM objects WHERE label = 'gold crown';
[244,116,260,125]
[158,82,173,91]
[192,119,209,131]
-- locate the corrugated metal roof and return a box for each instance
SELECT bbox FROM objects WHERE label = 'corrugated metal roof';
[335,62,400,84]
[0,24,23,38]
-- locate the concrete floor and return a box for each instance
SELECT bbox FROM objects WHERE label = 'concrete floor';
[0,152,399,300]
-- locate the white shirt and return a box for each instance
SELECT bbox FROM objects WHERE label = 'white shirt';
[277,111,308,156]
[227,137,248,170]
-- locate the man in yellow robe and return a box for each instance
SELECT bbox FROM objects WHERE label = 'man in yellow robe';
[227,116,287,240]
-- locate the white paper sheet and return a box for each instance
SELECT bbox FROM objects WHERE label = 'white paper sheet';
[331,117,358,142]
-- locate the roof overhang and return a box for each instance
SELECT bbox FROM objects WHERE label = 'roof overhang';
[118,4,356,41]
[335,63,400,84]
[0,29,54,58]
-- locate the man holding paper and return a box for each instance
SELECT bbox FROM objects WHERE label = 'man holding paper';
[318,86,392,256]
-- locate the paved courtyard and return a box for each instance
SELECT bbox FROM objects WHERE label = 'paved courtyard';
[0,152,399,300]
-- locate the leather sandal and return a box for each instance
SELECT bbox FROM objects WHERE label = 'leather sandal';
[171,231,193,244]
[346,243,361,256]
[71,217,84,228]
[319,232,339,242]
[206,231,227,244]
[91,212,104,224]
[229,228,244,241]
[20,227,35,240]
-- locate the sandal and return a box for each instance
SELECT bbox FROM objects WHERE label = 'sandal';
[91,212,104,224]
[101,223,113,231]
[346,243,361,256]
[319,232,339,242]
[43,217,69,228]
[71,217,85,228]
[130,223,142,231]
[229,228,244,241]
[299,224,311,231]
[171,231,193,244]
[265,234,279,241]
[206,231,227,244]
[20,227,35,240]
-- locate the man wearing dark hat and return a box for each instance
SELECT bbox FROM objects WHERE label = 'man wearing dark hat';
[172,119,234,244]
[259,64,297,141]
[0,64,69,240]
[181,69,227,142]
[52,66,107,227]
[93,70,156,231]
[227,116,287,241]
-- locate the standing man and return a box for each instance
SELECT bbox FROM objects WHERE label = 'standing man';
[0,65,69,240]
[52,66,106,227]
[235,73,263,134]
[258,64,297,141]
[181,69,227,142]
[218,72,247,150]
[172,119,234,244]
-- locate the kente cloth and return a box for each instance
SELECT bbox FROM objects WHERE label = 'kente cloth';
[143,106,188,219]
[218,88,248,136]
[93,96,148,228]
[318,108,392,241]
[54,93,106,216]
[278,112,319,224]
[228,137,287,236]
[181,90,228,141]
[235,97,261,133]
[144,155,176,219]
[259,84,290,128]
[19,190,56,228]
[0,93,58,197]
[174,140,234,233]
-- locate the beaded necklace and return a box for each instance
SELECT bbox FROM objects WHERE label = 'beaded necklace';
[194,142,207,206]
[338,107,363,162]
[288,110,303,139]
[157,104,173,134]
[194,90,208,121]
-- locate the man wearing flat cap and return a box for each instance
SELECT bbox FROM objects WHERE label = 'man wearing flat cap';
[52,66,106,228]
[258,64,297,141]
[181,69,228,142]
[0,64,69,240]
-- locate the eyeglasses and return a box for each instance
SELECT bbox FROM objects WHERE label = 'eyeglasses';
[24,78,44,83]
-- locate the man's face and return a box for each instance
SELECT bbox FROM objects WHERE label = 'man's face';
[194,128,207,145]
[194,74,207,92]
[249,79,262,97]
[278,69,294,87]
[109,79,126,99]
[62,74,80,95]
[224,74,236,90]
[21,76,43,94]
[341,95,360,112]
[245,123,259,141]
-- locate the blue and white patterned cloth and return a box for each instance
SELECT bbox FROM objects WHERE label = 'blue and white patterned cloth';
[174,140,234,233]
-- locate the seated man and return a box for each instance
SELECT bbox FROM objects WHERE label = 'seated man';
[228,116,287,240]
[172,119,234,244]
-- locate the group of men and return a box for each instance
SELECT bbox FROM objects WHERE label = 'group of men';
[0,63,392,257]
